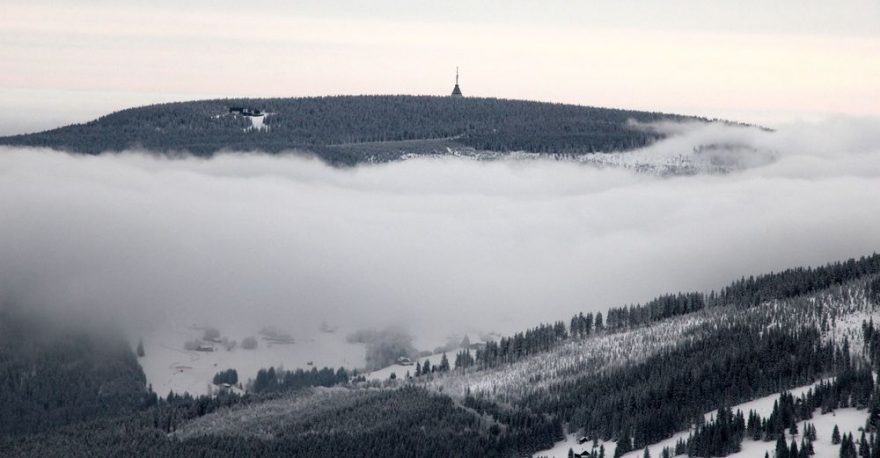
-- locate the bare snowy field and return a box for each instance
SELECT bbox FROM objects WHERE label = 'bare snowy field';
[139,318,365,396]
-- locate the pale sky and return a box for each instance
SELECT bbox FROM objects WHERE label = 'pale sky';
[1,0,878,134]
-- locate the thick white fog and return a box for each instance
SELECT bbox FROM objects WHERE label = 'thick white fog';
[1,118,880,349]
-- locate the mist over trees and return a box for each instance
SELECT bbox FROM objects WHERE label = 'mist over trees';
[347,327,418,370]
[0,305,153,436]
[212,369,238,386]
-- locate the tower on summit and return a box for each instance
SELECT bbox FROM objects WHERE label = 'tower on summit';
[451,67,463,97]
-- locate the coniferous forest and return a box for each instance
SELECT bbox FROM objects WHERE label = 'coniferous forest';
[2,253,880,457]
[0,96,703,164]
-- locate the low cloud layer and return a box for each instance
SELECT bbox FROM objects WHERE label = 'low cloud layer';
[1,117,880,348]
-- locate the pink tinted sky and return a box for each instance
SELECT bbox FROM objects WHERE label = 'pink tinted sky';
[0,0,878,134]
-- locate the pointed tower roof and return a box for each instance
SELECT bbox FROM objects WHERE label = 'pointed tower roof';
[451,67,463,97]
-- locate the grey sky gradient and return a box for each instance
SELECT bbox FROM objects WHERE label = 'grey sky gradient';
[1,0,878,135]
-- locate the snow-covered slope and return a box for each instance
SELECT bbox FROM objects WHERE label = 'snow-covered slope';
[174,386,365,440]
[534,378,868,458]
[419,278,878,403]
[365,349,460,382]
[526,278,879,458]
[427,313,711,400]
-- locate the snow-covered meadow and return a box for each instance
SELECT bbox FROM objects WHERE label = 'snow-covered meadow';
[138,318,365,396]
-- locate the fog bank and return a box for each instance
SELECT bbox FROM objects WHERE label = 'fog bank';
[1,117,879,348]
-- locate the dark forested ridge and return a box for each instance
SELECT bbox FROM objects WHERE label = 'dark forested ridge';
[0,307,152,436]
[0,95,702,164]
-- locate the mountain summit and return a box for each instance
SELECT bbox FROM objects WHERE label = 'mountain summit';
[0,95,701,165]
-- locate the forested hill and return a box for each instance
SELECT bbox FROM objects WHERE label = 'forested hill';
[0,96,703,165]
[3,253,880,457]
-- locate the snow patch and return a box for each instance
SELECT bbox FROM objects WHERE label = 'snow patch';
[246,114,267,131]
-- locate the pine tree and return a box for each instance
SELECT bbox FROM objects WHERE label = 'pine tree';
[834,425,842,444]
[799,438,809,458]
[614,430,632,457]
[840,433,857,458]
[871,433,880,458]
[439,353,450,372]
[860,432,869,458]
[643,447,650,458]
[805,423,817,441]
[868,391,880,432]
[776,435,790,458]
[136,338,145,357]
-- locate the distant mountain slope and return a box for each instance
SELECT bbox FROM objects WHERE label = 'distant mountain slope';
[4,253,880,457]
[0,96,703,164]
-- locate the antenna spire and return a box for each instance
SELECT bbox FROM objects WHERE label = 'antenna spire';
[451,67,463,97]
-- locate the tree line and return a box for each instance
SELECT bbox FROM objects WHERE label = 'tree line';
[474,254,880,372]
[250,365,351,393]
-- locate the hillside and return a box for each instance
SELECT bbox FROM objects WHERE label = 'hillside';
[3,254,880,457]
[0,306,151,437]
[0,96,703,164]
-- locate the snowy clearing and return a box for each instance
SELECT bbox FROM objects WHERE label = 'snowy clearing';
[365,349,462,382]
[246,114,267,131]
[138,320,365,396]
